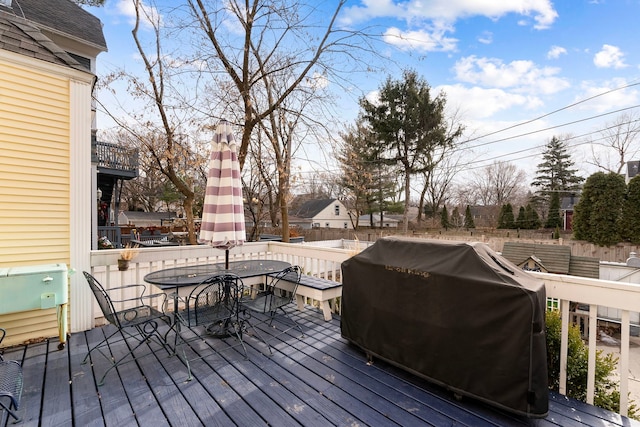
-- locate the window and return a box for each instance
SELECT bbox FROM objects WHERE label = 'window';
[334,205,340,215]
[325,223,330,228]
[312,223,320,228]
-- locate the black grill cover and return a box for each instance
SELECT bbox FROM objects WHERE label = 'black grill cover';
[341,237,548,418]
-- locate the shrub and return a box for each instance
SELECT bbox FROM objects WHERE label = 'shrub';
[546,310,638,419]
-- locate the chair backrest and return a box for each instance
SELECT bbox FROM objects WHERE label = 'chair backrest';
[83,271,121,328]
[269,265,302,302]
[186,274,243,326]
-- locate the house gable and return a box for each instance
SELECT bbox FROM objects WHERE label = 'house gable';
[293,199,352,229]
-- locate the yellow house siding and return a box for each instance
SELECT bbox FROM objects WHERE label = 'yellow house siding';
[0,60,72,346]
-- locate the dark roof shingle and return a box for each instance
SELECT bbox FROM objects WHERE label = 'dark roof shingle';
[294,199,336,218]
[0,0,106,49]
[0,11,87,71]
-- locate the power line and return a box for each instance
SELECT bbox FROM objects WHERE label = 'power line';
[463,80,640,145]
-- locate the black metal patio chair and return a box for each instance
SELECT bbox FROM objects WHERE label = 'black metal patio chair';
[82,272,173,386]
[0,328,23,427]
[173,274,273,379]
[240,265,304,337]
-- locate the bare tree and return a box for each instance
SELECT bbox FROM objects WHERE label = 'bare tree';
[97,1,209,244]
[186,0,375,168]
[588,112,640,174]
[466,161,528,207]
[183,0,380,240]
[417,108,468,223]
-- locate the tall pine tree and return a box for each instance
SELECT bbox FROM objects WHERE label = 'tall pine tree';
[464,205,475,229]
[441,205,450,230]
[532,136,584,195]
[545,191,562,228]
[532,136,583,224]
[497,203,515,229]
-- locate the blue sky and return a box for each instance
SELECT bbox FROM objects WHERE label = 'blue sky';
[87,0,640,182]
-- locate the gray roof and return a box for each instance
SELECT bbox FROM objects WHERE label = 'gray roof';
[0,10,87,71]
[561,195,580,211]
[502,242,571,274]
[501,241,599,278]
[0,0,106,50]
[294,199,336,218]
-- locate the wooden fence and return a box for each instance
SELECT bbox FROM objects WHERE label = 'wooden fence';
[280,228,640,263]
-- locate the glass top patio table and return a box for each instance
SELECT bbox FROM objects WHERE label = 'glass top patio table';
[143,259,292,289]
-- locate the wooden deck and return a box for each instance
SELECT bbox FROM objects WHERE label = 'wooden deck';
[2,306,639,427]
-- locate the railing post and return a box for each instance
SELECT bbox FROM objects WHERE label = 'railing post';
[587,304,597,404]
[559,299,570,395]
[620,310,630,416]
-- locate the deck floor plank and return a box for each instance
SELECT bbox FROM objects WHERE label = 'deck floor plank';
[68,330,105,427]
[240,327,367,426]
[268,313,505,427]
[14,339,47,427]
[85,326,139,426]
[180,329,305,427]
[41,340,73,426]
[2,305,640,427]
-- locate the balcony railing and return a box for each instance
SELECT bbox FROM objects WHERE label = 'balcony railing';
[95,140,138,178]
[87,240,640,418]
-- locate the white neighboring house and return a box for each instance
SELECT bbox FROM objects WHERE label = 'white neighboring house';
[290,199,353,229]
[358,213,400,228]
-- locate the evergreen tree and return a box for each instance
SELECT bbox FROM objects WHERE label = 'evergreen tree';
[440,205,450,230]
[532,136,584,197]
[464,205,475,229]
[573,172,626,246]
[545,191,562,228]
[360,70,461,233]
[516,206,526,229]
[525,203,542,229]
[497,203,515,229]
[532,136,584,221]
[450,206,462,229]
[620,175,640,243]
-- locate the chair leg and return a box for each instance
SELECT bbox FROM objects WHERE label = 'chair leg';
[95,322,168,386]
[82,328,121,365]
[0,400,20,425]
[241,318,273,356]
[268,308,305,337]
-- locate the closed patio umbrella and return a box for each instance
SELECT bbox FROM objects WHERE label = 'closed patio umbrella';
[199,120,246,268]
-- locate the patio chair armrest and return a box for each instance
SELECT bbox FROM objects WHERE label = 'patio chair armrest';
[140,292,168,305]
[111,292,167,308]
[106,284,148,293]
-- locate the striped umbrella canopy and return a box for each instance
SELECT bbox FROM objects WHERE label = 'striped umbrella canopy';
[199,120,246,262]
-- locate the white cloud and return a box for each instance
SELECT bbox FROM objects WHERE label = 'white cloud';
[436,84,540,120]
[574,78,639,113]
[547,45,567,59]
[478,31,493,44]
[341,0,558,30]
[383,24,458,52]
[453,55,570,95]
[593,44,627,69]
[113,0,161,29]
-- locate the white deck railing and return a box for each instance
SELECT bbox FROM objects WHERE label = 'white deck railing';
[87,241,640,418]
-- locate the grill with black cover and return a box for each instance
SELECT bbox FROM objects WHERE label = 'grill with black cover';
[341,237,548,418]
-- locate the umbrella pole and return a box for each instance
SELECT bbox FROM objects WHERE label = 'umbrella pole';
[225,249,229,269]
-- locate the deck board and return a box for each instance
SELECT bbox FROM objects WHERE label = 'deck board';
[1,305,640,427]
